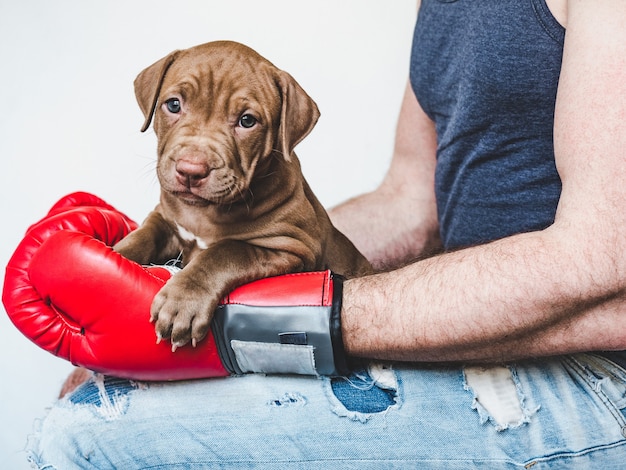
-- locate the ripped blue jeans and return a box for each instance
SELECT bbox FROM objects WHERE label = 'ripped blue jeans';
[28,354,626,469]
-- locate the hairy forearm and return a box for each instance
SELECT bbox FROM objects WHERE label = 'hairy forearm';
[341,225,626,363]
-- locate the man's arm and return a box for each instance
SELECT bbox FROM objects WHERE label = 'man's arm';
[339,0,626,363]
[329,81,441,271]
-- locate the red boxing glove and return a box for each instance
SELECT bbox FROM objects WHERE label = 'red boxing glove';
[3,193,348,381]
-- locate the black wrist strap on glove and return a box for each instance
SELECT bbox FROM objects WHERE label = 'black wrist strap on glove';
[211,272,349,377]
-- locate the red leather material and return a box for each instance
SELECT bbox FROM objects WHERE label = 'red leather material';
[223,270,334,307]
[2,192,228,380]
[27,230,229,380]
[3,193,138,356]
[45,191,120,219]
[3,192,335,381]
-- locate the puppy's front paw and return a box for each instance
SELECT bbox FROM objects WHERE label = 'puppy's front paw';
[150,276,216,351]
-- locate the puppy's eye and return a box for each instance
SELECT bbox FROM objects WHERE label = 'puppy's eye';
[165,98,181,114]
[238,114,257,128]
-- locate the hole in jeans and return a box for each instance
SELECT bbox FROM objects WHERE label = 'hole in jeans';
[327,363,400,421]
[67,374,138,421]
[464,365,536,431]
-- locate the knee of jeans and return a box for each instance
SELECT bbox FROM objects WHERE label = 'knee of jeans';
[26,375,140,469]
[325,362,401,422]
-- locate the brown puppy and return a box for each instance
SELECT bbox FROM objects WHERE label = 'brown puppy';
[114,41,372,350]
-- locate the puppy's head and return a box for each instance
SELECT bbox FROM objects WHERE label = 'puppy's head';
[134,41,320,206]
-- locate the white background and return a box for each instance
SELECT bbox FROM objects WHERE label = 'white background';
[0,1,416,466]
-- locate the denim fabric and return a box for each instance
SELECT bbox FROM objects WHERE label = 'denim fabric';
[28,354,626,469]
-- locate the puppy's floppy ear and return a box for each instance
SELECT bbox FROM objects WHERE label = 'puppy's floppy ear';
[134,50,181,132]
[275,70,320,161]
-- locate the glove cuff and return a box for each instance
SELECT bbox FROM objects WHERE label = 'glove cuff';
[329,273,350,376]
[212,271,349,377]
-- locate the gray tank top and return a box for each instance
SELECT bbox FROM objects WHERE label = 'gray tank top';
[410,0,565,249]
